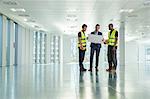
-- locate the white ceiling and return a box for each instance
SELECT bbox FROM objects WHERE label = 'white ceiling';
[0,0,150,37]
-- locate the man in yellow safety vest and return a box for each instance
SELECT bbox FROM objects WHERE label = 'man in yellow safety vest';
[78,24,87,71]
[105,23,118,72]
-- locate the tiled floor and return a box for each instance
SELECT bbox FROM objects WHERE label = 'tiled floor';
[0,63,150,99]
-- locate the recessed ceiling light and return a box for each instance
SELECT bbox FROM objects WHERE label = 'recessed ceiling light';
[24,18,27,22]
[10,8,16,12]
[120,9,134,13]
[67,9,78,13]
[10,8,26,12]
[128,9,134,13]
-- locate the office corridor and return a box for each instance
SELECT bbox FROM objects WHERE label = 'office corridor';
[0,63,150,99]
[0,0,150,99]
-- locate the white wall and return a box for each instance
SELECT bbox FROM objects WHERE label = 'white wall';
[18,26,34,66]
[125,41,139,65]
[62,35,72,63]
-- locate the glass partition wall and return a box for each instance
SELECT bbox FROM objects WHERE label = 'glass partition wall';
[0,13,47,66]
[0,14,19,66]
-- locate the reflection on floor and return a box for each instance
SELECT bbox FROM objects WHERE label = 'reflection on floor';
[0,63,150,99]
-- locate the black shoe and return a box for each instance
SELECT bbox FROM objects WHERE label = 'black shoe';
[82,68,87,71]
[113,66,117,70]
[80,68,87,72]
[106,68,111,72]
[106,66,112,72]
[95,67,99,72]
[88,68,92,72]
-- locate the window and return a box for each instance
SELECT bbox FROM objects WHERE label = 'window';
[145,46,150,70]
[33,31,47,64]
[40,33,46,63]
[33,31,37,63]
[50,35,60,63]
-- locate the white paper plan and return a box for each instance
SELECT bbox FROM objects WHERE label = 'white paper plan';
[88,34,103,44]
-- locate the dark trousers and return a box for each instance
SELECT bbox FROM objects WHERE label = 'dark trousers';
[79,49,86,68]
[90,46,100,68]
[107,46,117,69]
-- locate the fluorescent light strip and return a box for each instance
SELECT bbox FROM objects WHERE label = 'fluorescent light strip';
[10,8,26,12]
[120,9,134,13]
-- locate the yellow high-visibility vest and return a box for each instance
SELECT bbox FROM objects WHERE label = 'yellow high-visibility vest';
[78,31,86,50]
[108,29,118,46]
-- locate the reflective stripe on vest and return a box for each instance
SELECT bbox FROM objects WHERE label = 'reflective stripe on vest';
[78,31,86,48]
[108,29,117,46]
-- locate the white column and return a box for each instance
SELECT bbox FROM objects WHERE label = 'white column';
[21,27,25,65]
[29,29,34,64]
[60,34,63,63]
[24,28,27,65]
[119,14,125,67]
[25,29,29,65]
[10,20,14,66]
[27,29,30,64]
[119,14,126,95]
[2,15,7,66]
[17,25,22,65]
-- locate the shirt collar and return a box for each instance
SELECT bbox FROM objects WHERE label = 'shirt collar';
[94,31,99,34]
[110,29,114,32]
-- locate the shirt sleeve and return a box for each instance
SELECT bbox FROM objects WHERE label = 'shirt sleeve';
[78,32,81,37]
[102,33,104,39]
[115,31,118,37]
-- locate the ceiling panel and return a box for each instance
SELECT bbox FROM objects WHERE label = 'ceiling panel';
[0,0,149,35]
